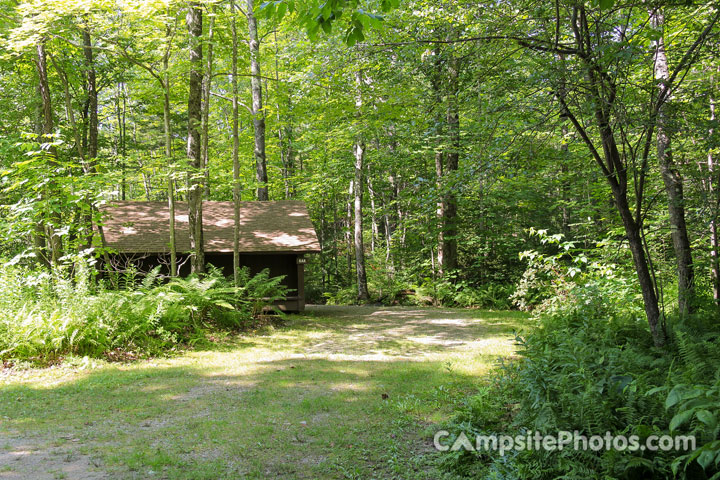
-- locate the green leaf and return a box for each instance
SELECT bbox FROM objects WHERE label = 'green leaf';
[666,385,691,409]
[646,386,668,396]
[321,19,332,34]
[598,0,615,10]
[276,2,287,20]
[307,21,319,40]
[669,410,694,432]
[260,1,275,18]
[696,409,716,428]
[345,25,363,46]
[698,449,716,470]
[671,454,688,476]
[321,1,332,20]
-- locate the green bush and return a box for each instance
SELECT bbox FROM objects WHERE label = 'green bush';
[323,285,362,305]
[0,262,287,363]
[321,274,514,309]
[440,238,720,479]
[412,275,514,309]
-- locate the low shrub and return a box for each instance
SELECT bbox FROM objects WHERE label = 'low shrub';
[321,275,514,309]
[440,232,720,479]
[323,285,362,305]
[0,262,287,363]
[412,276,514,309]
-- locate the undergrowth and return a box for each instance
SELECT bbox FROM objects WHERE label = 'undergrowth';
[323,271,514,310]
[0,262,287,364]
[440,231,720,479]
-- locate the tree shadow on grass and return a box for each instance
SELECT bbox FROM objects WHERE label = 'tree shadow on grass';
[0,305,528,479]
[277,305,528,357]
[0,357,491,479]
[193,306,528,358]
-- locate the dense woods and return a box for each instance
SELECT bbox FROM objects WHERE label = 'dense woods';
[3,0,720,478]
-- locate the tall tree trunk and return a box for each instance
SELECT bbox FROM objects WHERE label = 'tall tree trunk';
[53,39,112,269]
[435,148,446,272]
[442,54,460,273]
[116,83,127,200]
[186,2,205,273]
[274,31,293,199]
[651,8,695,316]
[35,41,61,266]
[32,70,48,268]
[231,0,242,285]
[596,112,664,346]
[167,166,177,276]
[353,71,369,300]
[559,5,665,346]
[83,29,98,162]
[382,194,394,274]
[332,193,340,282]
[432,46,460,276]
[354,146,369,300]
[82,30,100,251]
[612,178,664,345]
[320,200,327,289]
[346,180,353,282]
[432,53,448,275]
[709,77,720,305]
[51,56,84,162]
[606,136,664,346]
[163,21,177,277]
[247,0,268,200]
[201,10,215,198]
[367,167,378,254]
[384,145,397,274]
[560,125,570,236]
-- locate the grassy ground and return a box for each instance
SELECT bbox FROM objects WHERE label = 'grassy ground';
[0,305,529,479]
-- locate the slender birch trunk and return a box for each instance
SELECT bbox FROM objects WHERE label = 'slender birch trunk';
[201,10,215,198]
[247,0,268,200]
[651,8,695,316]
[35,41,61,266]
[231,0,242,285]
[353,71,369,300]
[431,44,459,276]
[163,21,177,277]
[709,78,720,305]
[83,29,98,163]
[367,167,378,254]
[186,2,205,273]
[442,53,460,274]
[347,180,353,281]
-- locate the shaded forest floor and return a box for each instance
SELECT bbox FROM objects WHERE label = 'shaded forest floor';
[0,306,529,479]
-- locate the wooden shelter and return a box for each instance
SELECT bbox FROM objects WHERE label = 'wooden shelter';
[98,200,321,311]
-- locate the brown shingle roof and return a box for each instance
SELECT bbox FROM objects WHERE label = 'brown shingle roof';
[99,201,321,254]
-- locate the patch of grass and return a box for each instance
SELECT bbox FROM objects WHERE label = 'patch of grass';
[0,306,530,479]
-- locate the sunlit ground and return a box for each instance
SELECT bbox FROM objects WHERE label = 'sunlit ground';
[0,306,530,479]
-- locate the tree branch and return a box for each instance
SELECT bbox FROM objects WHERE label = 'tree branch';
[210,91,252,114]
[556,93,611,179]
